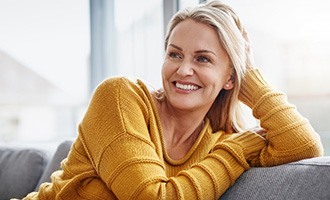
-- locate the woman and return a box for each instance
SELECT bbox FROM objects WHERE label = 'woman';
[24,1,323,199]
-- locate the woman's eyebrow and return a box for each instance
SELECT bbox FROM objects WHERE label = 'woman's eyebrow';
[169,44,217,56]
[169,44,182,50]
[195,50,217,56]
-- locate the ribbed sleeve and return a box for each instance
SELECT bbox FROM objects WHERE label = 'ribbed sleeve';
[239,69,324,166]
[214,132,267,163]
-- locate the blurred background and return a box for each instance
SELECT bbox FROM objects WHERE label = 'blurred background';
[0,0,329,155]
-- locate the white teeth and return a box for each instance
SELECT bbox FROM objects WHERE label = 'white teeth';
[176,82,199,91]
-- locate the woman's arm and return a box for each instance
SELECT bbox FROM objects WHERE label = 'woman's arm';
[239,69,323,167]
[79,77,265,199]
[239,28,323,167]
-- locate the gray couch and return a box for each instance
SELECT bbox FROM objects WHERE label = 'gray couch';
[0,141,72,200]
[1,140,329,200]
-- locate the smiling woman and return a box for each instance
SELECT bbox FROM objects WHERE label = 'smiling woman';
[23,1,323,199]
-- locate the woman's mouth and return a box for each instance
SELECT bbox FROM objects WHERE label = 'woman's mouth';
[174,82,200,91]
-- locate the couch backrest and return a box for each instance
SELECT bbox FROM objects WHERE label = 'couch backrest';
[221,156,330,200]
[0,147,47,200]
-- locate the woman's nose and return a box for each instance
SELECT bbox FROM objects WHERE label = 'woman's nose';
[176,59,194,76]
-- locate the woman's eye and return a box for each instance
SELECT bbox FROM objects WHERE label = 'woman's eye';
[169,52,182,59]
[196,56,211,63]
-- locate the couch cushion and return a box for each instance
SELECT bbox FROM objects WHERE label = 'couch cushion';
[0,147,47,199]
[221,156,330,200]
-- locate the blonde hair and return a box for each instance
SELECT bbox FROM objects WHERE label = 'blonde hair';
[163,1,247,133]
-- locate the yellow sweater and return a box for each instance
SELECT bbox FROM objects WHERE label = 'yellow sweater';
[24,69,323,200]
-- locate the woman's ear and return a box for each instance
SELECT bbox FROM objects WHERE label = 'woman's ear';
[223,75,234,90]
[223,80,234,90]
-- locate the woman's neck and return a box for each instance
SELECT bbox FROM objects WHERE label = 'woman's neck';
[153,96,207,160]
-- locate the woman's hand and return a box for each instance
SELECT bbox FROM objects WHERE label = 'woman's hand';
[249,126,267,138]
[242,27,255,70]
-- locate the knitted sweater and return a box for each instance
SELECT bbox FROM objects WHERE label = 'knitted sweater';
[24,69,323,200]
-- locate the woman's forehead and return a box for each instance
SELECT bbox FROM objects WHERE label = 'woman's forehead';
[168,19,224,52]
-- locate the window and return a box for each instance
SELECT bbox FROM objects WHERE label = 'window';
[179,0,200,9]
[114,0,164,88]
[90,0,164,90]
[0,0,90,148]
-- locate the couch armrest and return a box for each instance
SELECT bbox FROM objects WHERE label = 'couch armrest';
[221,156,330,200]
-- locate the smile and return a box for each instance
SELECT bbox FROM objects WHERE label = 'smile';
[175,82,199,91]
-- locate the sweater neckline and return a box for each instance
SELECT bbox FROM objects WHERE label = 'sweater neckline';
[163,119,212,165]
[136,79,221,165]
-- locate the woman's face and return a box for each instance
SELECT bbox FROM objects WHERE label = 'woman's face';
[162,19,233,112]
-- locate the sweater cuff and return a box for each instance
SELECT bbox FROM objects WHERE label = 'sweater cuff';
[214,132,267,165]
[238,69,271,108]
[231,132,267,161]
